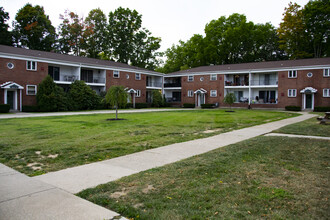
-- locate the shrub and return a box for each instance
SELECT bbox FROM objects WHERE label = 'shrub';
[135,103,148,109]
[126,103,133,109]
[183,103,195,108]
[37,75,68,112]
[68,80,101,111]
[285,106,301,111]
[0,104,10,113]
[223,93,236,109]
[201,103,215,108]
[314,106,330,112]
[22,105,39,112]
[152,90,163,107]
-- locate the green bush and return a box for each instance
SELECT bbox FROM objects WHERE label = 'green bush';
[183,103,195,108]
[314,106,330,112]
[224,93,236,109]
[285,106,301,111]
[135,103,148,109]
[201,103,215,109]
[22,105,39,112]
[152,90,163,107]
[126,103,133,108]
[0,104,10,113]
[68,80,101,110]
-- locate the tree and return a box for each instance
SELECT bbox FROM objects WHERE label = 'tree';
[0,7,12,46]
[12,3,56,51]
[58,10,85,56]
[108,7,161,69]
[67,80,101,110]
[84,8,108,58]
[105,86,128,119]
[223,93,236,109]
[36,75,68,112]
[151,90,163,107]
[277,2,313,59]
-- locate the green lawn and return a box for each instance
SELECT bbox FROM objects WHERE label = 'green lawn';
[78,136,329,220]
[274,115,330,137]
[0,109,295,176]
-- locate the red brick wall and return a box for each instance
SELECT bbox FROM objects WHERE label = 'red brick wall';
[181,74,224,105]
[0,58,48,107]
[278,69,330,108]
[106,70,147,103]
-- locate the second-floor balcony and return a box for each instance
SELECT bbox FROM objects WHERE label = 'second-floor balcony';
[82,77,106,84]
[250,79,278,86]
[146,81,162,88]
[164,82,182,88]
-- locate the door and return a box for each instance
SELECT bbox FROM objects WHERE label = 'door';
[306,94,312,109]
[7,91,14,109]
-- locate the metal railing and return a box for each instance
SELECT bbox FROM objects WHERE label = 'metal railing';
[250,80,277,86]
[164,83,182,88]
[146,82,162,87]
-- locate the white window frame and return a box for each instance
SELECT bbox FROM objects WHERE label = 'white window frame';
[136,90,141,97]
[26,61,37,71]
[113,70,120,78]
[323,88,330,97]
[288,70,297,78]
[324,69,330,77]
[188,75,194,82]
[288,89,297,97]
[210,74,217,81]
[188,90,194,97]
[210,90,217,97]
[26,85,37,95]
[135,73,141,80]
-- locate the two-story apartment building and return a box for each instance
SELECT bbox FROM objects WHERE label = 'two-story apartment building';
[0,45,329,111]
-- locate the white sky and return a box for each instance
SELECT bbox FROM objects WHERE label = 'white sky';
[2,0,310,52]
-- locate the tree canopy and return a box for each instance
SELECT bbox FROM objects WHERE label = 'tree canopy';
[0,7,12,46]
[105,86,128,119]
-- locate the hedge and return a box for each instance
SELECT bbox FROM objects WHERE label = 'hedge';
[201,104,215,109]
[285,106,301,111]
[135,103,148,109]
[0,104,10,113]
[314,106,330,112]
[22,105,39,112]
[183,103,195,108]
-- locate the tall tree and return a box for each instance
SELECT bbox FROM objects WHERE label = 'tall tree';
[303,0,330,57]
[12,3,56,51]
[84,8,108,58]
[108,7,161,69]
[277,2,313,59]
[58,10,85,56]
[0,7,12,46]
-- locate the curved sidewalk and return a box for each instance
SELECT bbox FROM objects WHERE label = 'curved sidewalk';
[34,112,315,194]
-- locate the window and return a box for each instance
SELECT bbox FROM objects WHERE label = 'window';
[7,62,14,69]
[210,74,217,81]
[288,89,297,97]
[307,72,313,78]
[26,61,37,71]
[324,69,330,77]
[48,66,60,81]
[288,70,297,78]
[126,74,130,79]
[135,73,141,80]
[136,90,141,97]
[188,90,194,97]
[210,90,217,97]
[113,70,120,78]
[188,75,194,82]
[26,85,37,95]
[81,69,93,83]
[323,89,330,97]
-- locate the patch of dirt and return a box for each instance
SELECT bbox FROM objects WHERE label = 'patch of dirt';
[142,185,155,194]
[106,118,127,121]
[48,154,58,159]
[202,128,223,134]
[27,162,43,170]
[110,188,128,199]
[133,203,144,208]
[35,151,41,155]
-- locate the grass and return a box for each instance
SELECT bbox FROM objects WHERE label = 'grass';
[274,116,330,137]
[78,136,329,220]
[0,109,296,176]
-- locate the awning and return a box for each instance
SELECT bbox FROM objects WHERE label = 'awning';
[300,87,317,94]
[0,81,24,90]
[194,88,207,94]
[125,88,137,94]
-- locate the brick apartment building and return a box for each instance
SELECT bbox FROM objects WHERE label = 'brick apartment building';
[0,45,329,111]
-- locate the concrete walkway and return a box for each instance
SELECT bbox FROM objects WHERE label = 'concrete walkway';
[0,164,127,220]
[34,112,315,194]
[0,108,189,119]
[265,133,330,140]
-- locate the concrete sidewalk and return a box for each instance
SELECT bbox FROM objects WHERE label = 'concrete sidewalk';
[34,112,315,194]
[0,163,126,220]
[0,108,189,119]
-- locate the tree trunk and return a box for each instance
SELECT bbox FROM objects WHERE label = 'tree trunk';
[115,106,118,119]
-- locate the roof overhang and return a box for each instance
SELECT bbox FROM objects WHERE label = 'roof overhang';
[300,87,317,94]
[0,81,24,89]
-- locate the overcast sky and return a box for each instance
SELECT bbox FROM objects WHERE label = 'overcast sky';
[2,0,310,52]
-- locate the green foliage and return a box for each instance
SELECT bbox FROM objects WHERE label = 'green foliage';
[67,80,101,110]
[12,3,56,51]
[183,103,195,108]
[201,103,215,109]
[314,106,330,112]
[36,75,68,112]
[151,90,163,107]
[22,105,39,112]
[105,86,128,109]
[0,7,12,46]
[135,103,148,109]
[0,104,10,113]
[285,106,301,111]
[223,93,236,108]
